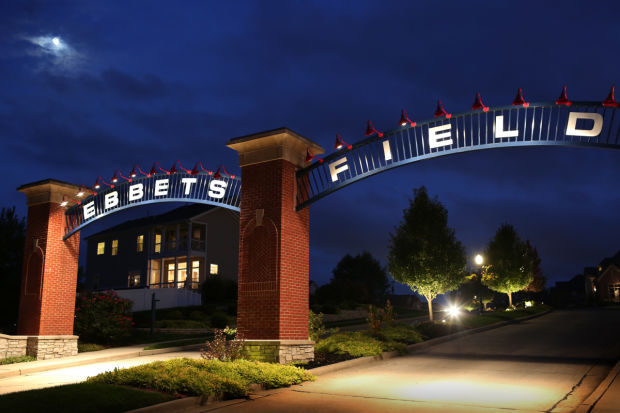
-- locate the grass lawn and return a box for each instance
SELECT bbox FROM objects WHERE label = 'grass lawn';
[0,383,174,413]
[457,305,552,329]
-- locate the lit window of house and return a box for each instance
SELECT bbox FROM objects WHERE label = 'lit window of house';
[177,261,187,288]
[137,235,144,252]
[210,263,219,275]
[111,240,118,256]
[154,233,162,253]
[97,242,105,255]
[128,272,140,288]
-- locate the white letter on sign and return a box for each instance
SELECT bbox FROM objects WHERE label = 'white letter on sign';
[495,115,518,139]
[104,192,118,209]
[329,157,349,182]
[128,184,143,201]
[382,140,392,161]
[428,124,453,149]
[181,177,197,195]
[208,179,228,199]
[83,201,96,220]
[566,112,603,137]
[154,179,169,196]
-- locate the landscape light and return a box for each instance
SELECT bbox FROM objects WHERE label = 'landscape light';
[475,254,484,265]
[447,305,460,318]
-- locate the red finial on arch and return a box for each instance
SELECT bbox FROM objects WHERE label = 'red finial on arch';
[555,86,572,106]
[399,109,416,127]
[602,86,619,108]
[334,133,352,150]
[512,88,530,107]
[365,120,384,137]
[472,93,489,112]
[434,100,452,118]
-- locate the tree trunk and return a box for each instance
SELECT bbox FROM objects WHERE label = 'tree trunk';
[507,291,513,308]
[426,296,433,322]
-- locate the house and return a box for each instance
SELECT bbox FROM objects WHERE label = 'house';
[584,250,620,303]
[84,204,239,310]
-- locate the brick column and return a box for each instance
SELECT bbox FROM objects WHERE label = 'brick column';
[17,180,81,349]
[227,128,324,363]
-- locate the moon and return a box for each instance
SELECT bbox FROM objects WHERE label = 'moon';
[52,37,60,46]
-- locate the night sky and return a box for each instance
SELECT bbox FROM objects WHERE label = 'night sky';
[1,1,619,293]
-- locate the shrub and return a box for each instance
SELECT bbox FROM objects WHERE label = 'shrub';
[75,291,133,343]
[201,328,245,361]
[382,300,396,327]
[366,305,381,332]
[315,332,384,357]
[189,310,210,323]
[155,319,208,329]
[374,324,423,345]
[87,358,314,399]
[210,312,229,329]
[415,321,453,339]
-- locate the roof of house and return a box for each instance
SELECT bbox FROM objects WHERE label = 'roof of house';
[600,250,620,271]
[84,204,220,239]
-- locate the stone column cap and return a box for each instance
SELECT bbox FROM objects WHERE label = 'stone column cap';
[227,127,324,169]
[17,179,83,207]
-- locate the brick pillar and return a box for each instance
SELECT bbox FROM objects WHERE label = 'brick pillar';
[227,128,324,363]
[17,179,82,339]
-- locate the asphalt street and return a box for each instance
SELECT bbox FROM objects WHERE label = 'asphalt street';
[198,308,620,413]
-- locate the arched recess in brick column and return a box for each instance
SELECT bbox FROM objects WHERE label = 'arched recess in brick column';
[17,179,81,359]
[227,128,324,364]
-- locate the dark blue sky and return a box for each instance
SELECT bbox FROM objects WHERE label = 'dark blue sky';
[1,1,619,292]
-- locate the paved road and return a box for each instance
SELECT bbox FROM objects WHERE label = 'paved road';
[200,308,620,413]
[0,350,202,395]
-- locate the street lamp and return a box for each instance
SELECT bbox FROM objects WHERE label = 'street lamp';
[475,254,483,266]
[474,254,485,313]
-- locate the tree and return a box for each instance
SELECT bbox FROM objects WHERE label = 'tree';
[482,224,532,307]
[325,251,390,305]
[523,241,546,293]
[388,187,466,321]
[0,207,26,333]
[459,275,495,312]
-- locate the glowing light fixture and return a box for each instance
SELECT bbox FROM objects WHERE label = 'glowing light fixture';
[365,120,384,137]
[602,86,619,107]
[434,100,452,118]
[399,109,416,127]
[447,305,460,318]
[334,133,352,150]
[191,161,212,175]
[93,176,113,189]
[471,93,489,112]
[305,148,323,163]
[475,254,484,266]
[213,165,235,180]
[150,162,170,175]
[555,86,571,106]
[512,88,530,107]
[130,164,148,178]
[60,196,68,207]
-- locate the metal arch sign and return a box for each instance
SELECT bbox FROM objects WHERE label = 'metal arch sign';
[63,173,241,239]
[296,101,620,210]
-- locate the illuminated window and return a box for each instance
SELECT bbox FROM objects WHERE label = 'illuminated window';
[128,272,140,288]
[111,240,118,256]
[177,261,187,288]
[191,260,200,288]
[154,233,162,253]
[167,262,176,284]
[137,235,144,252]
[97,242,105,255]
[210,264,218,275]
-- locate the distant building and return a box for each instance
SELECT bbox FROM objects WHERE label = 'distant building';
[584,250,620,303]
[84,204,239,310]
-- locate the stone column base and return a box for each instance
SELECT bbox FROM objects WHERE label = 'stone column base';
[242,339,314,364]
[27,335,79,360]
[0,334,29,359]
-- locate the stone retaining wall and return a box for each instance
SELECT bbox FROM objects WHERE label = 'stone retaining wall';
[242,339,314,364]
[0,334,28,359]
[27,336,79,360]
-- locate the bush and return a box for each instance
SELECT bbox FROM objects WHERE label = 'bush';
[210,312,228,329]
[0,355,36,365]
[315,332,384,357]
[87,358,314,399]
[75,291,133,343]
[189,311,210,323]
[201,328,244,361]
[155,319,208,329]
[309,310,338,342]
[415,321,453,339]
[374,324,423,345]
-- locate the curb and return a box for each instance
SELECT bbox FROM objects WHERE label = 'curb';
[575,360,620,413]
[0,342,205,379]
[308,309,552,376]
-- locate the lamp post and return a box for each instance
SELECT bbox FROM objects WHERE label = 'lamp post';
[474,254,485,314]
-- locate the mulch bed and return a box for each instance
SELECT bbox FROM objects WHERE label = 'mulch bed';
[305,352,357,369]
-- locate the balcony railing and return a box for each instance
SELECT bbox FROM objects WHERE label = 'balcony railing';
[149,281,200,290]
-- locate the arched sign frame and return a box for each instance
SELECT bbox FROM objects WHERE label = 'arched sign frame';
[296,101,620,210]
[63,172,241,239]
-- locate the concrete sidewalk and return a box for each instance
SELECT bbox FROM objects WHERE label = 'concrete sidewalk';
[0,339,204,379]
[578,361,620,413]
